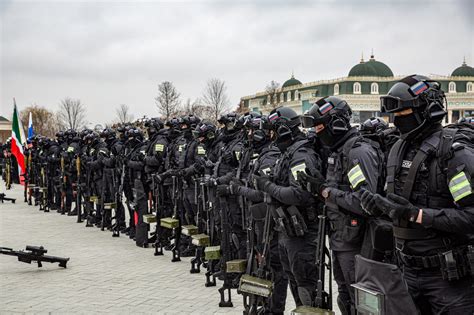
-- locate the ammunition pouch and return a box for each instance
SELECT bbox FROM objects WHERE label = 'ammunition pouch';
[271,206,307,237]
[397,245,473,281]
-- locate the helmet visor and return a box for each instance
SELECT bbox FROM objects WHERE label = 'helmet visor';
[380,95,423,113]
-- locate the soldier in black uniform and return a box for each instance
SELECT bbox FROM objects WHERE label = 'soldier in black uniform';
[206,113,247,259]
[253,107,322,307]
[359,116,400,157]
[361,75,474,313]
[99,128,123,231]
[300,96,386,314]
[84,131,106,223]
[127,127,149,246]
[218,114,289,314]
[61,130,81,215]
[167,115,203,256]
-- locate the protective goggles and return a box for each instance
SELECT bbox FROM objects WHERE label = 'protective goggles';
[301,114,331,128]
[380,95,423,113]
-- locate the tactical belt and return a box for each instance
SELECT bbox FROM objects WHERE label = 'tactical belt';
[397,246,472,278]
[393,226,434,240]
[397,251,443,268]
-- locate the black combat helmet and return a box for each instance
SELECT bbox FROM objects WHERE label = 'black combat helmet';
[360,117,389,134]
[268,107,301,150]
[144,117,164,137]
[218,112,242,133]
[380,74,446,139]
[100,128,116,144]
[301,96,352,147]
[193,121,216,145]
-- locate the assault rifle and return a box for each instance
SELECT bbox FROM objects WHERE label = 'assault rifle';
[215,196,234,307]
[76,155,83,223]
[39,165,50,212]
[112,156,126,237]
[239,200,274,314]
[290,205,334,314]
[0,245,69,268]
[152,173,164,255]
[170,175,182,262]
[60,156,66,215]
[23,151,31,203]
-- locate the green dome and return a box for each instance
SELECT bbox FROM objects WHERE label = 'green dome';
[282,75,302,88]
[348,55,393,77]
[451,60,474,77]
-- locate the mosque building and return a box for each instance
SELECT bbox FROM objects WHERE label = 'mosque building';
[239,54,474,124]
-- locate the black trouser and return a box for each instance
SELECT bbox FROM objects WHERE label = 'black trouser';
[403,265,474,314]
[183,186,197,226]
[269,235,288,314]
[65,176,74,211]
[332,249,359,315]
[278,225,318,307]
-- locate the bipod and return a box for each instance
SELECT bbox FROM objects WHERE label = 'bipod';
[205,267,216,287]
[154,240,163,256]
[0,193,16,203]
[171,243,181,262]
[218,285,233,308]
[111,219,120,237]
[190,247,203,273]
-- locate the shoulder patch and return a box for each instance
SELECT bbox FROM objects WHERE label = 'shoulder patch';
[261,167,271,175]
[290,162,306,179]
[197,146,206,155]
[155,143,165,152]
[348,163,366,189]
[449,171,472,202]
[67,146,75,153]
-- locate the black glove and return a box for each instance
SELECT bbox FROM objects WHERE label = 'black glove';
[203,175,218,187]
[376,193,419,221]
[216,184,231,196]
[252,174,271,191]
[297,169,326,194]
[359,189,383,216]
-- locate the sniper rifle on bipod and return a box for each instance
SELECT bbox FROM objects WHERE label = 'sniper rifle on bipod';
[0,245,69,268]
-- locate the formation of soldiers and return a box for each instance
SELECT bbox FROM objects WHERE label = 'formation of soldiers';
[2,74,474,315]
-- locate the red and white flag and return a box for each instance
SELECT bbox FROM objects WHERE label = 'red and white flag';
[10,98,26,178]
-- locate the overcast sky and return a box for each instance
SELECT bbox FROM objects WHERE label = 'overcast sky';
[0,0,472,126]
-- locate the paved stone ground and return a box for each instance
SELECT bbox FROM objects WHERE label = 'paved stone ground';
[0,185,340,314]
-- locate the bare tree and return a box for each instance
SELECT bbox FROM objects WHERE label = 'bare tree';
[202,78,231,123]
[57,97,87,130]
[265,80,281,109]
[20,104,59,138]
[155,81,181,121]
[115,104,134,124]
[177,98,213,121]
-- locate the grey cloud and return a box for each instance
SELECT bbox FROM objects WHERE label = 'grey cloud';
[1,0,472,124]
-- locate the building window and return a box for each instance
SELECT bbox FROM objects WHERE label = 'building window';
[287,91,292,101]
[280,93,284,103]
[334,84,340,95]
[467,82,473,93]
[371,82,379,94]
[295,90,300,100]
[449,82,456,93]
[353,82,361,94]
